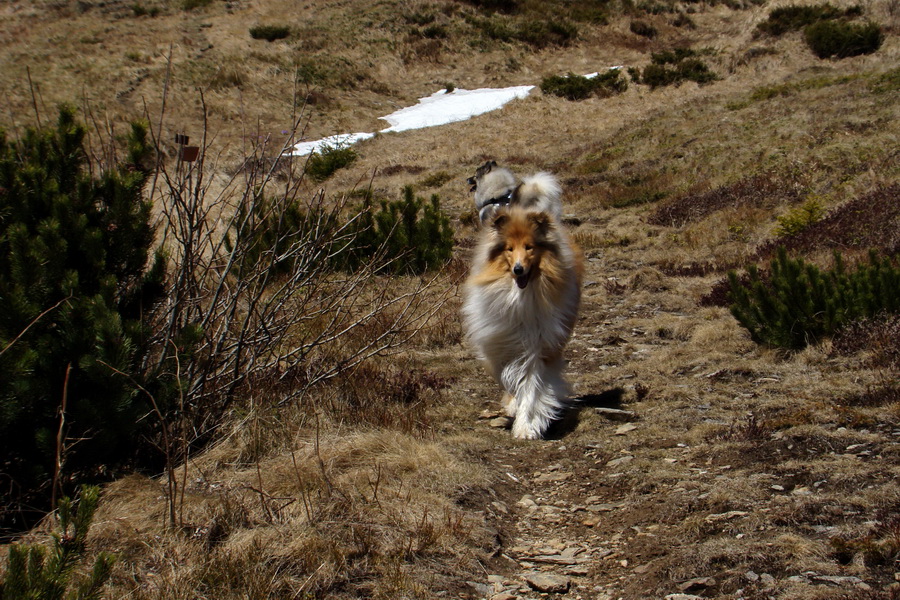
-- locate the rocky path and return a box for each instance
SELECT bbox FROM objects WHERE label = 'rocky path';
[452,235,896,600]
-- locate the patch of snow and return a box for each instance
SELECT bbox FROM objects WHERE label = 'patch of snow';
[291,132,375,157]
[379,85,534,133]
[288,69,620,156]
[290,85,533,156]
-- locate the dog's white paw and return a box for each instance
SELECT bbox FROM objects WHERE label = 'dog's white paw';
[511,418,542,440]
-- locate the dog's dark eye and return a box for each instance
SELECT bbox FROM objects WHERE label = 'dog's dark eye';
[525,244,533,251]
[505,246,513,252]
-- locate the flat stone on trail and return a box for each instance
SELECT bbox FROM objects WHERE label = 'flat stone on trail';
[534,471,573,483]
[615,423,638,435]
[490,416,512,428]
[595,407,638,421]
[524,572,571,593]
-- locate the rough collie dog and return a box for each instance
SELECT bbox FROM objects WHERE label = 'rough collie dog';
[467,160,563,225]
[462,206,583,439]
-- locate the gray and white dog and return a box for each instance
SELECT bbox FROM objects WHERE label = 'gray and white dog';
[467,160,563,225]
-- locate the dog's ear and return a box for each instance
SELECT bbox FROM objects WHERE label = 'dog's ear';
[478,160,496,174]
[528,212,551,235]
[491,212,509,231]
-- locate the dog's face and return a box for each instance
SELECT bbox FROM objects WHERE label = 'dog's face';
[467,160,497,192]
[490,211,552,289]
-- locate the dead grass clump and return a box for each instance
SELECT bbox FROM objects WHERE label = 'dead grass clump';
[629,267,668,291]
[836,384,900,409]
[90,429,490,599]
[325,363,450,433]
[648,171,805,228]
[710,413,771,442]
[755,183,900,261]
[832,315,900,369]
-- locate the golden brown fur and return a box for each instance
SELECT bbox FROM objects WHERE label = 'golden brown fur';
[462,207,582,439]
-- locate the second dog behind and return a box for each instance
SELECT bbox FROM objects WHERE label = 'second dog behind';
[467,160,562,225]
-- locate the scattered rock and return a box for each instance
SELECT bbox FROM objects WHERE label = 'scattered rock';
[813,575,871,589]
[491,501,509,514]
[468,581,493,597]
[704,510,748,523]
[665,595,705,600]
[633,562,653,574]
[490,416,512,428]
[615,423,639,435]
[534,471,573,483]
[491,593,517,600]
[679,577,716,593]
[524,572,570,593]
[587,502,624,512]
[515,495,537,509]
[606,455,634,467]
[595,407,638,422]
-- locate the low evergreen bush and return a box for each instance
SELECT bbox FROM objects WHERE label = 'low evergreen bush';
[804,20,882,58]
[305,142,358,182]
[345,187,454,274]
[0,486,115,600]
[633,48,717,89]
[630,20,658,38]
[756,3,858,36]
[728,248,900,349]
[249,24,291,41]
[773,197,826,237]
[226,187,454,277]
[0,108,163,522]
[540,69,628,100]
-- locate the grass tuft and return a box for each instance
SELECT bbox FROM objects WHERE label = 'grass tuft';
[249,24,292,42]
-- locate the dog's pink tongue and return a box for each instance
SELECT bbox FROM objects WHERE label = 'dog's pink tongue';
[516,275,528,289]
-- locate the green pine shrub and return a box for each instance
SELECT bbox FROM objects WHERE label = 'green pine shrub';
[633,48,718,89]
[472,15,578,48]
[540,69,628,100]
[0,486,115,600]
[804,20,882,58]
[774,197,826,237]
[756,3,859,36]
[347,187,454,275]
[249,24,292,41]
[630,20,658,38]
[728,248,900,349]
[224,196,339,277]
[0,108,163,522]
[305,143,358,182]
[182,0,213,10]
[226,187,454,277]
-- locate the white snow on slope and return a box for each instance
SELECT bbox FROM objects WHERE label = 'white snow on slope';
[290,85,534,156]
[379,85,534,133]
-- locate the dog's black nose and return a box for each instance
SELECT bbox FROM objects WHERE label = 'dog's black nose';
[513,264,524,276]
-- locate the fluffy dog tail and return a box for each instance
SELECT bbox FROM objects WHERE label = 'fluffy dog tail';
[517,172,562,221]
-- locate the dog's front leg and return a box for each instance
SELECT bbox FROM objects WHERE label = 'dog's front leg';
[508,357,567,440]
[502,391,518,418]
